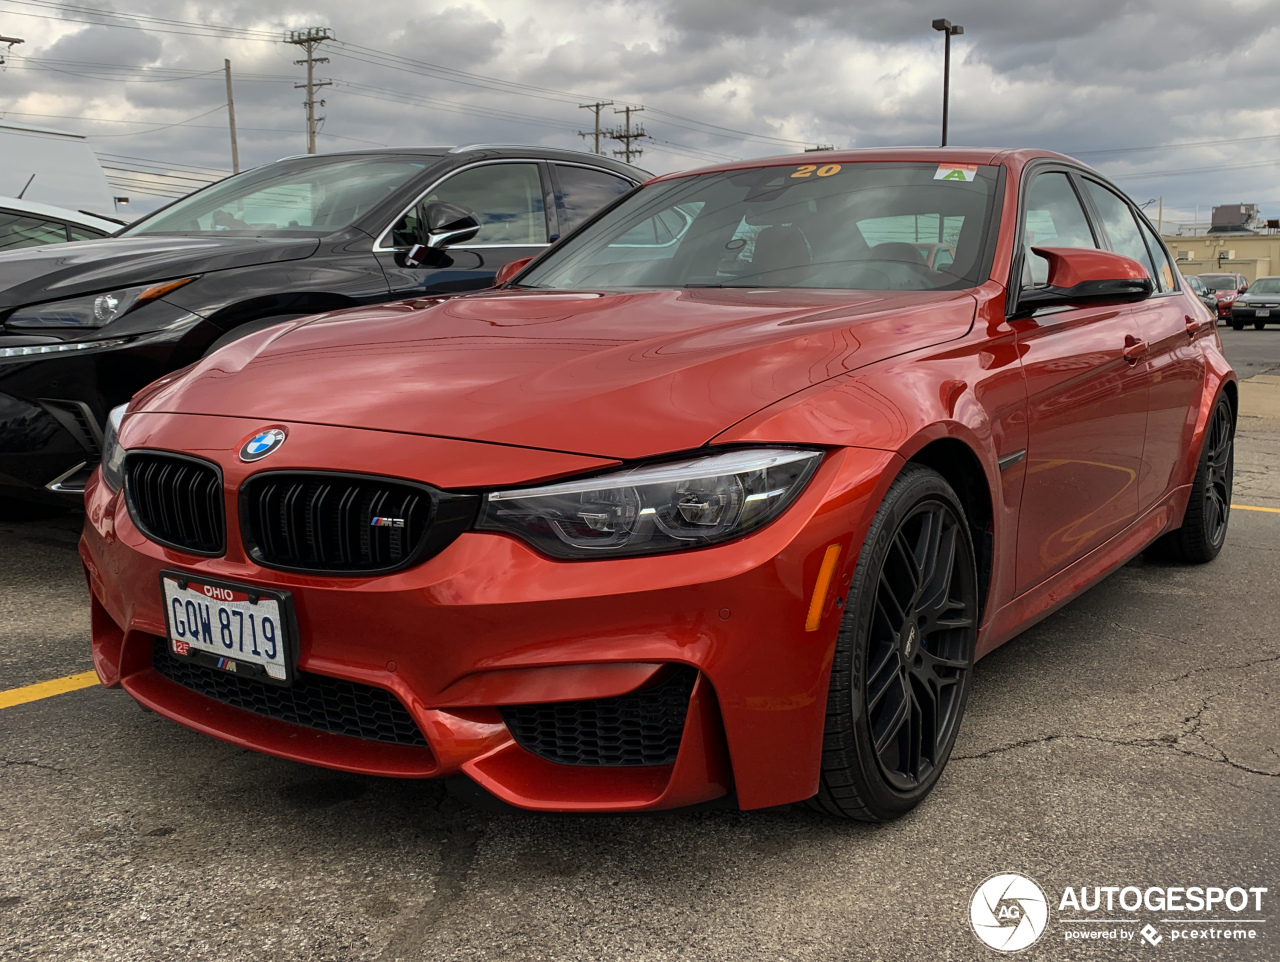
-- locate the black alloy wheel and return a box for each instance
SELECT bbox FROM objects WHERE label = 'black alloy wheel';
[1148,393,1234,564]
[810,465,978,821]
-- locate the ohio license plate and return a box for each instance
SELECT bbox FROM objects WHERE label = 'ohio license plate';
[160,571,294,684]
[1258,309,1270,317]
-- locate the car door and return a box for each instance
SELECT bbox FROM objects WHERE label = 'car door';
[374,161,554,297]
[1081,178,1207,513]
[1010,169,1150,594]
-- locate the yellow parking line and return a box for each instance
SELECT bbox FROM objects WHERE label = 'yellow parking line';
[0,670,99,710]
[1233,504,1280,514]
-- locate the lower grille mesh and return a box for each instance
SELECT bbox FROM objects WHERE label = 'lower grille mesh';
[152,636,427,746]
[500,667,697,767]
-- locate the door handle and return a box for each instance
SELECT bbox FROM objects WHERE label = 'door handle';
[1123,335,1147,363]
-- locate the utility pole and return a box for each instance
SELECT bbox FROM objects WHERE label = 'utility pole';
[224,59,240,173]
[287,27,333,154]
[607,105,648,165]
[931,19,964,147]
[0,34,23,68]
[578,100,614,155]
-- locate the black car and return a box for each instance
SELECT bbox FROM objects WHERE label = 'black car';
[1230,275,1280,330]
[1183,273,1219,316]
[0,145,647,505]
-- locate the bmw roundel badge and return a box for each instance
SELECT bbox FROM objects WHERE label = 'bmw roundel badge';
[239,428,287,462]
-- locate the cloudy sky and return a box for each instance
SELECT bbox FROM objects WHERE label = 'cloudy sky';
[1,0,1278,225]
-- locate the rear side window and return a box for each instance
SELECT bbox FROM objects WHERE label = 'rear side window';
[67,224,106,241]
[554,165,633,236]
[1082,180,1159,285]
[1020,172,1099,286]
[0,211,70,250]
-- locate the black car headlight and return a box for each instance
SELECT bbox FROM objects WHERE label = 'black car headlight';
[101,403,128,491]
[7,277,196,329]
[476,447,824,559]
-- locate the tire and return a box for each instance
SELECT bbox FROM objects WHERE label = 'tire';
[1147,394,1234,564]
[809,464,978,821]
[202,314,311,357]
[1255,321,1267,331]
[1230,319,1245,331]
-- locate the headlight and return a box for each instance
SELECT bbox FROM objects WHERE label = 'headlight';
[476,447,824,559]
[6,277,197,329]
[101,403,128,491]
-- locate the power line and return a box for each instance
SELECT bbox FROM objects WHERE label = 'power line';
[578,100,613,155]
[0,1,822,152]
[607,105,648,164]
[287,27,332,155]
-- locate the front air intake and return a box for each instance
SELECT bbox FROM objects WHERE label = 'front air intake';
[124,452,225,556]
[240,471,478,575]
[500,666,698,767]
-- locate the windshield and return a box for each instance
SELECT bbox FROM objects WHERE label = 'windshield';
[517,162,1001,292]
[1247,278,1280,294]
[1199,274,1241,291]
[124,157,435,235]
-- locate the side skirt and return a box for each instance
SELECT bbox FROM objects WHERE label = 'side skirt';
[975,482,1193,660]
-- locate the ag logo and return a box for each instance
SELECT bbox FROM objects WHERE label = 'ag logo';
[239,428,286,462]
[969,872,1049,953]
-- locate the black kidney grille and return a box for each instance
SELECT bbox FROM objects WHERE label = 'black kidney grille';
[125,453,225,555]
[152,636,428,747]
[500,667,697,767]
[244,473,431,572]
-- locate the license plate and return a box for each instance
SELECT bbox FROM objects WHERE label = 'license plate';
[1258,309,1270,317]
[160,571,294,684]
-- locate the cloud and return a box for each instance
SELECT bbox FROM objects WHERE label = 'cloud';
[0,0,1276,223]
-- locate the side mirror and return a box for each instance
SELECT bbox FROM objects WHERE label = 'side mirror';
[404,203,482,267]
[493,256,535,287]
[1239,285,1249,293]
[1017,247,1154,313]
[424,202,481,248]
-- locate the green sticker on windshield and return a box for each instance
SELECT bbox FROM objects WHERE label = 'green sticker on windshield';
[934,164,977,182]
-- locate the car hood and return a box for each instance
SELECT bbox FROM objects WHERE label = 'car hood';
[137,287,977,460]
[0,235,320,310]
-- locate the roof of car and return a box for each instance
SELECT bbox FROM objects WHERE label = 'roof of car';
[0,196,120,232]
[647,147,1089,183]
[274,144,649,178]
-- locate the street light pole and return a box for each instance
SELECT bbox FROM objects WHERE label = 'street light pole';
[931,19,964,147]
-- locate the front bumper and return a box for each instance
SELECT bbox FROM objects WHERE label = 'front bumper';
[0,314,206,502]
[81,413,894,811]
[1230,305,1276,321]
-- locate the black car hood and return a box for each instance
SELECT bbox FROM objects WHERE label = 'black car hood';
[0,235,321,310]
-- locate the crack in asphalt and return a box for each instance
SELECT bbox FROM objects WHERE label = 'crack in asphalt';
[375,794,486,962]
[1154,651,1280,687]
[1,757,66,775]
[954,721,1280,780]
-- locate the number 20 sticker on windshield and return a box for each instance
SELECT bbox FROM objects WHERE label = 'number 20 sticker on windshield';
[935,164,978,182]
[792,164,842,178]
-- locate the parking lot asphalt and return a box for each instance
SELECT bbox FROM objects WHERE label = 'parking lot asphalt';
[2,330,1278,962]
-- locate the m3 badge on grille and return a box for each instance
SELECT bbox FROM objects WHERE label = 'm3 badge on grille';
[371,517,406,528]
[240,428,286,462]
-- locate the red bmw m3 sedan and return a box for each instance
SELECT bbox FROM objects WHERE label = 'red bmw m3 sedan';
[81,149,1236,820]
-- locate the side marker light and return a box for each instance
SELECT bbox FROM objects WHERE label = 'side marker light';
[804,543,843,632]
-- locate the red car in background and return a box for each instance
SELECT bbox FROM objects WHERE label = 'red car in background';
[1198,272,1250,319]
[82,148,1235,821]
